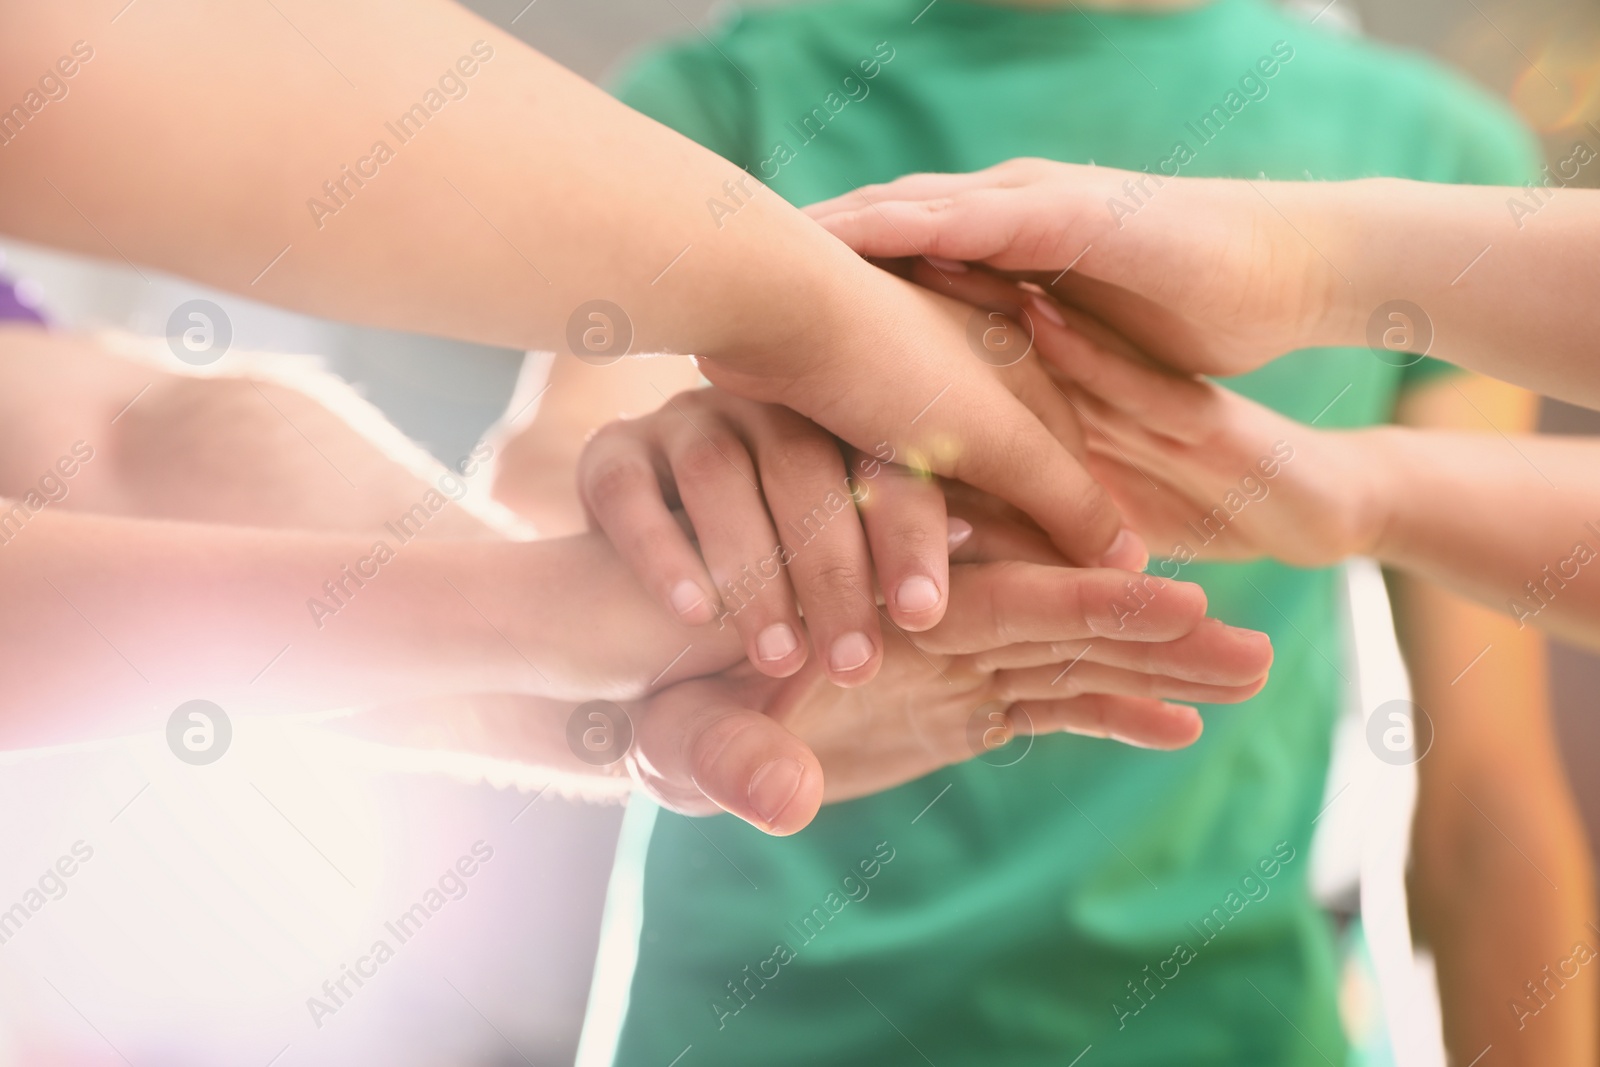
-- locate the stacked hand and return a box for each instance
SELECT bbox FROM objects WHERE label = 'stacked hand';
[568,389,1272,833]
[346,541,1271,834]
[804,158,1354,378]
[916,265,1386,568]
[696,262,1144,572]
[349,160,1382,837]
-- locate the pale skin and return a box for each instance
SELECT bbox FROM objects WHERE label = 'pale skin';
[3,20,1587,1062]
[926,266,1592,1063]
[0,0,1143,573]
[577,388,962,687]
[934,272,1600,649]
[1389,385,1592,1067]
[500,145,1591,1067]
[1394,555,1596,1066]
[507,296,1595,1057]
[0,326,1271,832]
[482,352,1283,821]
[806,161,1600,408]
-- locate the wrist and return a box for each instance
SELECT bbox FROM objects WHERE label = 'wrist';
[1280,177,1405,349]
[482,533,744,701]
[1347,426,1407,562]
[1310,177,1484,353]
[694,227,882,393]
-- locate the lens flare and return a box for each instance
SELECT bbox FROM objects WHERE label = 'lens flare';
[1510,37,1600,133]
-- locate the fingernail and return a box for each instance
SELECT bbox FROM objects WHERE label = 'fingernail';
[669,579,711,621]
[947,517,974,552]
[748,758,805,827]
[829,631,874,673]
[756,622,799,662]
[924,255,968,273]
[895,575,941,613]
[1099,528,1149,572]
[1030,292,1065,327]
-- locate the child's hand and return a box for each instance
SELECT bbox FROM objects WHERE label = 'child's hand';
[577,388,956,687]
[922,267,1384,567]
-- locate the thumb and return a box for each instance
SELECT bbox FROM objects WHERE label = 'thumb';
[630,676,824,835]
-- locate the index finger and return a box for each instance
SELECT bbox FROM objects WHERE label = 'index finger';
[810,187,1039,265]
[918,561,1211,654]
[804,169,1002,221]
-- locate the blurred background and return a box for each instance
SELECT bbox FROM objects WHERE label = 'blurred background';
[0,0,1597,1063]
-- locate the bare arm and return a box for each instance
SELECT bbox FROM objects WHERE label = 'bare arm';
[0,1,837,364]
[0,507,744,750]
[0,332,739,745]
[930,271,1600,648]
[1366,429,1600,649]
[1318,181,1600,408]
[0,325,501,536]
[0,0,1130,565]
[1395,378,1596,1067]
[808,163,1600,407]
[1399,570,1596,1064]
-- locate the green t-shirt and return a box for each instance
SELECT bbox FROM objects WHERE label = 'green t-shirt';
[598,2,1539,1064]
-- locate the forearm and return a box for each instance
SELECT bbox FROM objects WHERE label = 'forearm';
[0,0,859,363]
[0,327,499,535]
[1292,180,1600,406]
[1360,428,1600,648]
[0,510,738,748]
[1395,572,1595,1064]
[1412,769,1597,1064]
[321,691,635,801]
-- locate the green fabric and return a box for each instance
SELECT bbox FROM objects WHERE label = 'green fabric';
[602,3,1540,1064]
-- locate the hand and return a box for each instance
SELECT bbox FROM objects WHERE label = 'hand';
[700,262,1148,570]
[578,387,956,686]
[803,159,1353,378]
[919,267,1385,568]
[332,555,1274,834]
[733,557,1272,807]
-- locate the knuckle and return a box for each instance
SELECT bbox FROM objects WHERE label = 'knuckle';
[588,418,636,446]
[584,458,654,512]
[964,649,998,673]
[881,514,938,556]
[803,559,870,608]
[688,714,743,784]
[998,157,1047,184]
[668,387,713,415]
[1072,481,1121,542]
[763,438,843,486]
[677,432,750,483]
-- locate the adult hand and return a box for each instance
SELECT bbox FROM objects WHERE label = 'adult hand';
[0,4,1137,572]
[333,553,1274,834]
[578,387,957,686]
[699,265,1145,571]
[804,158,1351,378]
